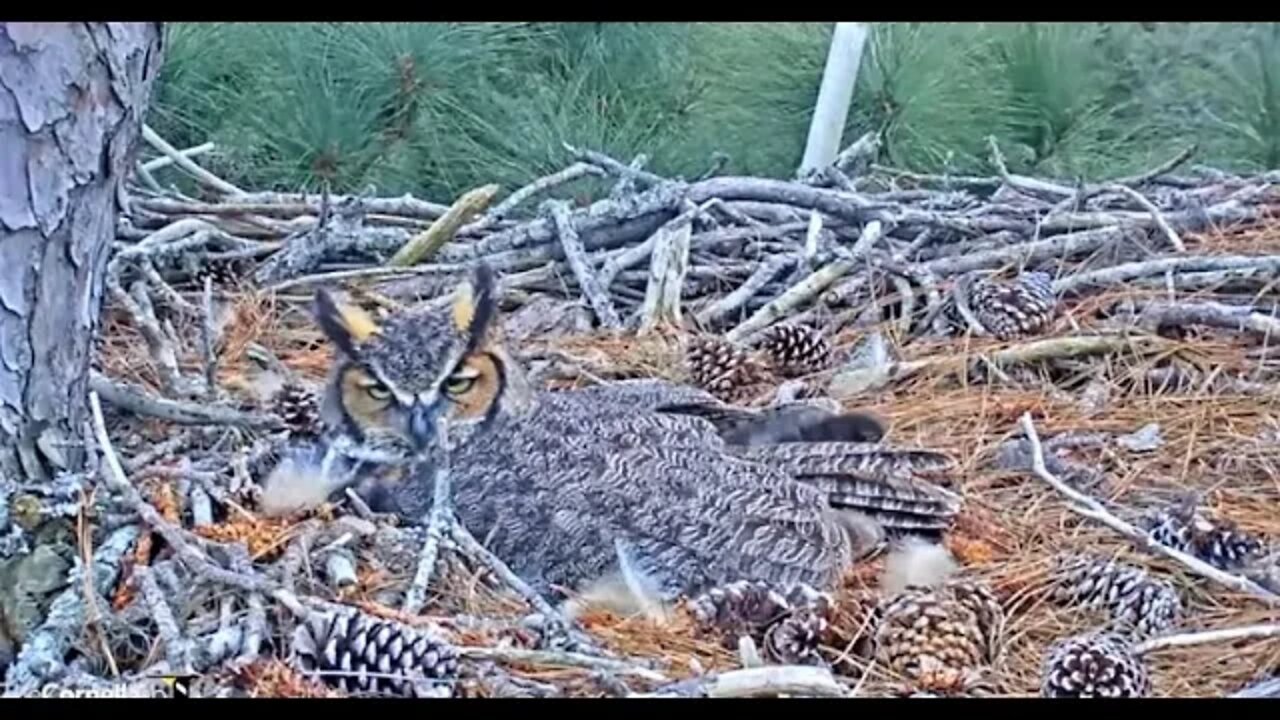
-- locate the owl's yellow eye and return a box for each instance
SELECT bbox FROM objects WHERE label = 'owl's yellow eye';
[444,374,477,396]
[365,384,392,401]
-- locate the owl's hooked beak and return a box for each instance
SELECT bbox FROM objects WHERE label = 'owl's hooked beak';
[408,401,443,451]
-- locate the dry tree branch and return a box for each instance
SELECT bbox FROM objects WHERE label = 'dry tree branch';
[141,125,242,196]
[1056,255,1280,294]
[401,465,453,616]
[89,372,281,429]
[986,135,1074,199]
[1112,144,1197,187]
[105,275,188,397]
[564,142,666,187]
[1133,300,1280,339]
[1018,412,1280,605]
[199,276,219,399]
[694,253,795,329]
[457,646,667,683]
[726,221,882,342]
[636,665,847,698]
[1135,623,1280,655]
[140,141,215,173]
[1104,183,1186,252]
[134,565,196,674]
[485,162,606,222]
[544,199,623,329]
[388,184,501,267]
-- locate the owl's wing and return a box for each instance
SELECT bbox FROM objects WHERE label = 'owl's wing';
[561,378,721,408]
[728,442,962,533]
[569,378,887,445]
[597,441,856,597]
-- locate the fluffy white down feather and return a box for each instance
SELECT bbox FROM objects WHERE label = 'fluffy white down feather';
[559,539,675,623]
[881,535,958,596]
[259,447,353,517]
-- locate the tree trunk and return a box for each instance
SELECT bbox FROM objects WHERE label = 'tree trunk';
[0,23,165,487]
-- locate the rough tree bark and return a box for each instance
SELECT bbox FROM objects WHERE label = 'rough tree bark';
[0,23,165,486]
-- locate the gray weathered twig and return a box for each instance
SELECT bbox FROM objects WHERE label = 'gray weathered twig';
[401,465,454,616]
[695,253,796,329]
[135,566,196,674]
[1105,183,1186,252]
[487,163,606,222]
[458,646,667,683]
[544,199,622,329]
[89,372,281,429]
[1019,412,1280,605]
[1056,254,1280,294]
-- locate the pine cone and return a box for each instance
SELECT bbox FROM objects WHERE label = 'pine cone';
[1040,631,1151,698]
[753,323,834,377]
[1143,502,1264,572]
[873,579,1004,680]
[684,336,771,403]
[291,608,459,698]
[881,664,996,697]
[762,608,829,666]
[686,580,833,652]
[1052,554,1181,640]
[208,260,241,286]
[947,271,1056,340]
[271,381,323,438]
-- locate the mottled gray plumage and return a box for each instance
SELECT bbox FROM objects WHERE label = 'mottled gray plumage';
[306,267,962,604]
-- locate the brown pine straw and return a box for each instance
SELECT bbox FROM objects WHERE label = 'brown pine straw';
[91,218,1280,697]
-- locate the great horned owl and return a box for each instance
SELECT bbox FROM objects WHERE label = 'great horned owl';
[274,265,961,608]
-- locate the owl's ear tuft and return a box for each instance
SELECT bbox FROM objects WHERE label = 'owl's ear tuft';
[314,288,381,357]
[452,263,499,353]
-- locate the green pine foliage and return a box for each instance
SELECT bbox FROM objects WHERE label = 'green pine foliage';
[149,22,1280,200]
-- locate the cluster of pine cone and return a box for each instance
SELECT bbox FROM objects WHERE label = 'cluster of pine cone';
[685,579,835,666]
[686,549,1007,698]
[685,323,835,403]
[1039,553,1179,698]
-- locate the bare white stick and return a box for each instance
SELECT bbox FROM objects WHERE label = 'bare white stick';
[1055,254,1280,294]
[799,23,870,176]
[1018,413,1280,605]
[803,209,823,262]
[140,142,215,173]
[1135,623,1280,655]
[141,125,242,196]
[1105,183,1186,252]
[401,465,453,615]
[709,666,847,698]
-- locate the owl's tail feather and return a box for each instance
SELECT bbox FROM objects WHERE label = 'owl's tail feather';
[733,442,962,534]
